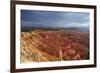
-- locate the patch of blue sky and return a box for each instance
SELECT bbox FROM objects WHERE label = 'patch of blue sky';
[21,10,90,28]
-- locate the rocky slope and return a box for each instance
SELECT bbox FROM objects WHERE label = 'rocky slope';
[20,30,89,63]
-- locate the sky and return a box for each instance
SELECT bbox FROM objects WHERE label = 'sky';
[21,10,90,28]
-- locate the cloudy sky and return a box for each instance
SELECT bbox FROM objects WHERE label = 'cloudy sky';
[21,10,90,28]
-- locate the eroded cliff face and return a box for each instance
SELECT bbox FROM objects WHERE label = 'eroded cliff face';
[20,30,89,63]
